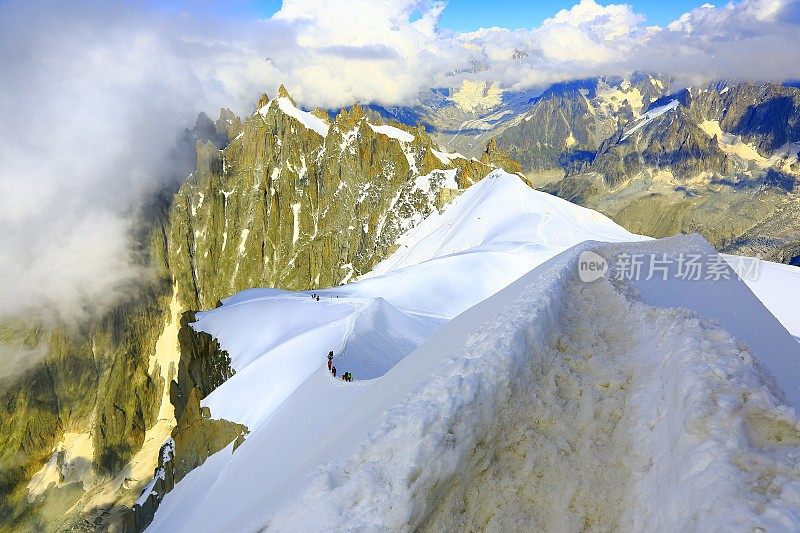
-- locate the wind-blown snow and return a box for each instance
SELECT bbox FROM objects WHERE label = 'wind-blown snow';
[369,123,415,143]
[148,171,800,531]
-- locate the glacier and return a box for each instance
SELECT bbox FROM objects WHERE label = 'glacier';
[147,171,800,531]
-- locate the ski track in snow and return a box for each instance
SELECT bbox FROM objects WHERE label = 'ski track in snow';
[147,172,800,531]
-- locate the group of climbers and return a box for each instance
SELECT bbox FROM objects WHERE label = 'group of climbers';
[327,351,352,382]
[311,293,340,301]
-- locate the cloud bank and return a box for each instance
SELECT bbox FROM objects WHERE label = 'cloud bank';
[1,0,799,325]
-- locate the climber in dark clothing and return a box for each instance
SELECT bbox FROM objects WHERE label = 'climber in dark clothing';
[331,366,337,378]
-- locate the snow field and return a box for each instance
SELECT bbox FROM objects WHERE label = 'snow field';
[271,245,800,530]
[369,124,415,143]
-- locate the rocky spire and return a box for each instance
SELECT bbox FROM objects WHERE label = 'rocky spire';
[334,104,367,130]
[481,138,523,174]
[310,108,330,121]
[277,84,295,105]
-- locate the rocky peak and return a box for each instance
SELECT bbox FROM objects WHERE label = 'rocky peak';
[334,104,368,130]
[481,138,522,174]
[310,108,331,122]
[191,112,229,150]
[649,89,692,111]
[584,103,731,185]
[277,84,295,104]
[169,86,494,311]
[256,93,269,110]
[215,108,242,142]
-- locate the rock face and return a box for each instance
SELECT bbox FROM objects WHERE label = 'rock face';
[130,311,246,532]
[688,83,800,153]
[0,202,173,531]
[0,88,493,531]
[584,105,731,186]
[370,80,541,159]
[495,73,674,174]
[168,95,490,311]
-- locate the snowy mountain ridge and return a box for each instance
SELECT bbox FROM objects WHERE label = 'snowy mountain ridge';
[146,171,800,531]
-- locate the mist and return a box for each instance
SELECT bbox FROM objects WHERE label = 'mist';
[0,1,272,324]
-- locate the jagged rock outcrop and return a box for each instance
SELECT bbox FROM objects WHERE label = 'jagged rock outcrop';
[495,73,673,174]
[481,138,523,175]
[584,106,731,186]
[686,83,800,153]
[0,87,494,531]
[130,311,246,532]
[168,93,490,310]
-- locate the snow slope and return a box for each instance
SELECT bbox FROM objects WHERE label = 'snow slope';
[727,256,800,340]
[368,123,415,143]
[263,96,330,137]
[148,171,800,531]
[192,171,639,427]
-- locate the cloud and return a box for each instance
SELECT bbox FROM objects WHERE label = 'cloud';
[316,44,400,60]
[640,0,800,84]
[458,0,800,90]
[0,0,273,324]
[0,341,48,386]
[1,0,799,329]
[265,0,460,106]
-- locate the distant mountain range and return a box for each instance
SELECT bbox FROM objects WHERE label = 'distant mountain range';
[374,74,800,263]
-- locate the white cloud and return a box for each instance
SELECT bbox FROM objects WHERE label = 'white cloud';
[459,0,800,89]
[643,0,800,84]
[265,0,460,107]
[0,0,799,326]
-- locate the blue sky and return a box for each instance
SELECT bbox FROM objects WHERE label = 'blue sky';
[189,0,707,29]
[437,0,704,30]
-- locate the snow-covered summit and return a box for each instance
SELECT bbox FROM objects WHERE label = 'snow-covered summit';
[148,170,800,531]
[367,169,635,276]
